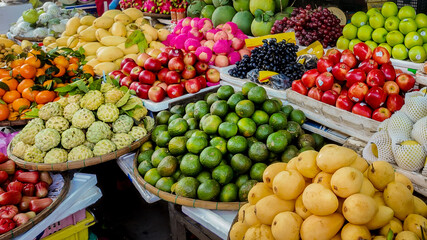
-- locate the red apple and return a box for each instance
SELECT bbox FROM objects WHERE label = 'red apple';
[109,70,125,80]
[139,70,156,85]
[164,71,181,85]
[195,76,207,88]
[136,53,150,67]
[156,52,169,66]
[380,63,396,81]
[122,62,138,75]
[307,87,323,101]
[395,73,415,92]
[130,66,143,81]
[348,82,369,103]
[119,76,133,88]
[292,80,308,95]
[317,57,334,73]
[168,49,184,59]
[301,69,320,88]
[166,84,184,98]
[372,47,390,65]
[366,69,386,87]
[332,63,350,81]
[136,83,151,99]
[155,82,168,91]
[180,79,187,91]
[183,52,197,66]
[345,69,367,88]
[315,72,334,91]
[129,81,140,92]
[326,49,342,65]
[121,58,136,69]
[195,61,208,74]
[157,68,169,82]
[372,107,392,122]
[182,65,197,80]
[185,79,202,93]
[332,83,342,94]
[321,90,339,105]
[340,50,357,69]
[383,81,400,95]
[386,94,405,112]
[365,86,387,109]
[148,86,166,102]
[336,95,354,111]
[340,88,349,97]
[144,58,162,72]
[353,42,373,61]
[168,57,185,72]
[352,102,373,118]
[206,68,220,83]
[358,59,378,74]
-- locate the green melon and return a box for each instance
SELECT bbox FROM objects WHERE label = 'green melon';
[212,6,237,27]
[233,0,249,11]
[187,0,207,18]
[213,0,231,7]
[249,0,275,15]
[251,19,274,37]
[201,5,216,19]
[232,11,254,35]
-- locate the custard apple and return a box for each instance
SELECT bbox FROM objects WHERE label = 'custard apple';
[46,116,69,133]
[61,127,85,149]
[111,133,134,150]
[44,148,68,163]
[56,97,69,108]
[83,141,95,150]
[24,145,46,163]
[68,145,94,161]
[97,103,119,122]
[86,121,113,143]
[104,88,124,104]
[143,116,155,132]
[129,126,148,140]
[80,90,104,110]
[10,132,22,148]
[35,128,61,151]
[112,115,134,133]
[38,102,63,121]
[72,108,95,129]
[68,94,83,104]
[27,118,44,127]
[20,119,45,145]
[100,83,116,93]
[12,141,30,159]
[129,107,148,121]
[93,139,117,156]
[63,103,81,121]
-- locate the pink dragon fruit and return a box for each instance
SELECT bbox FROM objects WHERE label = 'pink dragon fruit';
[181,26,192,34]
[195,47,213,63]
[228,51,241,65]
[143,0,157,13]
[174,34,188,49]
[119,0,133,9]
[132,0,144,9]
[184,38,201,52]
[158,0,171,14]
[213,40,232,55]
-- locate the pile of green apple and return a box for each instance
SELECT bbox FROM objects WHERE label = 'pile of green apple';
[336,2,427,63]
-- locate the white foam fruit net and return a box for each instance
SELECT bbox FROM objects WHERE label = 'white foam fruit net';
[403,92,427,122]
[363,130,395,164]
[392,140,426,172]
[412,116,427,152]
[387,111,413,142]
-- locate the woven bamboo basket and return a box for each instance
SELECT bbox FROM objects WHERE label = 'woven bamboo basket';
[0,119,31,127]
[132,150,245,210]
[14,36,44,42]
[142,13,170,19]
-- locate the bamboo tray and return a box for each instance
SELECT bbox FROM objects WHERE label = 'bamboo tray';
[7,131,152,171]
[132,150,245,210]
[142,13,170,19]
[0,119,31,127]
[14,36,44,42]
[0,173,70,240]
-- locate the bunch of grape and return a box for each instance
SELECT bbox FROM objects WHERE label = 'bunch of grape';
[0,44,13,68]
[271,5,343,48]
[229,39,303,81]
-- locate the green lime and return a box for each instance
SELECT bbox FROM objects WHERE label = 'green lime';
[140,141,154,152]
[157,156,178,177]
[298,134,316,149]
[212,165,234,185]
[137,149,154,163]
[311,133,325,150]
[250,162,267,181]
[255,124,274,142]
[176,173,187,182]
[235,100,255,118]
[277,130,292,143]
[269,151,279,162]
[138,160,153,176]
[248,86,267,104]
[290,109,306,125]
[248,142,269,162]
[191,130,209,139]
[200,146,223,168]
[271,98,283,107]
[196,171,211,184]
[197,179,221,200]
[287,121,302,139]
[300,146,315,153]
[246,136,258,149]
[168,113,183,124]
[194,100,209,120]
[227,136,248,154]
[172,169,182,181]
[269,112,288,131]
[238,180,257,201]
[219,183,238,202]
[210,100,229,118]
[186,118,198,130]
[204,92,214,101]
[168,136,187,156]
[219,159,228,166]
[168,118,188,137]
[218,122,238,139]
[210,137,227,154]
[170,105,185,116]
[199,113,211,130]
[262,99,280,115]
[144,168,162,186]
[180,153,202,176]
[186,136,208,154]
[156,131,171,147]
[235,175,250,188]
[183,113,192,120]
[151,148,170,167]
[227,93,245,110]
[185,129,198,139]
[217,85,235,100]
[230,153,252,174]
[251,110,269,126]
[281,105,294,118]
[237,118,257,137]
[185,102,195,114]
[206,93,220,106]
[266,131,288,153]
[225,112,240,124]
[281,145,299,163]
[242,82,257,96]
[175,177,199,198]
[202,115,222,135]
[155,177,175,192]
[156,111,172,125]
[151,125,168,142]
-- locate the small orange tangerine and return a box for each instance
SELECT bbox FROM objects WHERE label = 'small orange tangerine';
[0,104,9,121]
[17,79,34,93]
[0,78,18,91]
[25,55,41,68]
[12,98,30,111]
[22,88,39,102]
[52,66,66,78]
[35,90,55,104]
[53,56,69,69]
[3,90,20,104]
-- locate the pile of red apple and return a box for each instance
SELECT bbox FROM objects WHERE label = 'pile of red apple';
[0,153,53,234]
[292,42,415,122]
[110,48,221,103]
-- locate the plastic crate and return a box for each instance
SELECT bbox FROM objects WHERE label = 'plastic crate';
[43,211,96,240]
[36,209,87,239]
[396,0,427,13]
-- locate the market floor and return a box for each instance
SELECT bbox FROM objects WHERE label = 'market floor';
[82,161,172,240]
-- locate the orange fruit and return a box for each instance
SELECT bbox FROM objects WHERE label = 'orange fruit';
[0,69,10,79]
[3,90,20,104]
[67,63,79,76]
[42,63,52,70]
[7,103,12,112]
[53,56,69,69]
[20,64,37,79]
[10,59,25,68]
[0,104,9,121]
[8,112,19,121]
[43,80,58,89]
[25,55,41,68]
[82,65,94,76]
[17,79,35,93]
[35,90,55,104]
[12,98,30,111]
[52,66,66,77]
[11,68,20,79]
[56,83,67,88]
[35,68,45,78]
[29,49,41,56]
[36,104,44,109]
[0,78,18,91]
[69,57,79,64]
[53,96,61,102]
[0,89,5,98]
[22,88,39,102]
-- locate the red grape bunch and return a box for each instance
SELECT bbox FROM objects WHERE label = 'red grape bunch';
[271,5,343,48]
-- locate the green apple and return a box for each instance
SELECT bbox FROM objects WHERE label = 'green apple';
[357,25,373,41]
[365,41,378,51]
[399,18,418,35]
[336,36,350,50]
[386,30,404,46]
[379,43,392,54]
[424,43,427,54]
[384,16,400,31]
[408,46,427,62]
[397,6,416,20]
[404,32,423,49]
[392,44,409,60]
[381,2,398,18]
[342,24,358,40]
[372,28,388,43]
[367,8,380,17]
[418,28,427,43]
[349,39,362,51]
[351,11,369,27]
[415,13,427,28]
[369,13,385,29]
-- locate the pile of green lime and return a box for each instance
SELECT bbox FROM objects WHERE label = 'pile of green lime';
[136,83,324,202]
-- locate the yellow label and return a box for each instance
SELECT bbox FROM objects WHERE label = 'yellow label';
[297,41,324,59]
[259,71,278,82]
[245,32,296,48]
